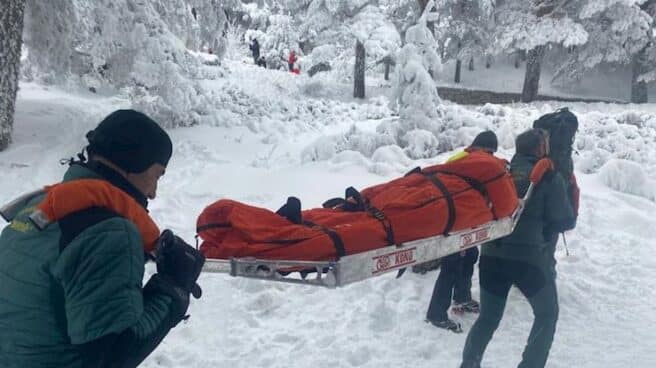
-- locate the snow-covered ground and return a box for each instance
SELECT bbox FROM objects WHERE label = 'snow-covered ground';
[2,62,655,367]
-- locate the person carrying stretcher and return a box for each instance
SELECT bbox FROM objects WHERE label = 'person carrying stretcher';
[460,127,576,368]
[425,131,500,333]
[0,110,205,367]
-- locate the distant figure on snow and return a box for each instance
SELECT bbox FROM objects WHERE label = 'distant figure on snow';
[256,56,267,68]
[288,50,297,71]
[250,38,260,64]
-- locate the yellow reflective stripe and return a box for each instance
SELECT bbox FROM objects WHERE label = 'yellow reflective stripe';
[446,151,469,163]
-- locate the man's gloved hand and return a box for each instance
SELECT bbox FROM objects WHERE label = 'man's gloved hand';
[155,229,205,299]
[145,230,205,324]
[529,158,554,184]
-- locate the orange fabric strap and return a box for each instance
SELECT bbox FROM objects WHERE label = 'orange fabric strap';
[34,179,159,252]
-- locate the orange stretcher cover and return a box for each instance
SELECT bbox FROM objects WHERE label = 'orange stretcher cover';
[197,151,518,262]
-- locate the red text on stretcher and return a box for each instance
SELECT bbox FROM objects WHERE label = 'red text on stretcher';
[371,247,417,275]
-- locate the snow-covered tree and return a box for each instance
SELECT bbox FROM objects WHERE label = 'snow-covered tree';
[391,1,446,158]
[433,0,495,83]
[492,0,588,101]
[21,0,233,128]
[380,0,417,39]
[551,0,655,102]
[0,0,25,151]
[295,0,401,80]
[259,13,302,69]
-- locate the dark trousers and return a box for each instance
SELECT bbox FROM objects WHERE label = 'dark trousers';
[426,247,479,321]
[461,256,559,368]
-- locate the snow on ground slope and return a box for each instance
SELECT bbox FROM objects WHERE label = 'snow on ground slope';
[1,65,655,367]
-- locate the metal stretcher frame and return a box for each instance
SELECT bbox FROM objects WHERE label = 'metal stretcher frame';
[201,185,533,288]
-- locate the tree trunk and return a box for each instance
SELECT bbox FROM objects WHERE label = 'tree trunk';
[384,61,391,81]
[454,59,462,83]
[521,45,545,103]
[417,0,435,34]
[354,40,365,98]
[514,51,521,68]
[0,0,26,152]
[485,55,491,69]
[468,57,474,71]
[631,48,649,103]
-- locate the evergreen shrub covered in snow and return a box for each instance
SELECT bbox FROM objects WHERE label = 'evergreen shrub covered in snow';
[598,159,655,201]
[302,100,656,182]
[388,1,446,157]
[301,124,396,162]
[21,0,233,128]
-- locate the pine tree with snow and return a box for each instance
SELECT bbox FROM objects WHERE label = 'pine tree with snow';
[432,0,494,83]
[292,0,400,80]
[393,0,445,158]
[491,0,588,102]
[551,0,656,103]
[0,0,26,151]
[20,1,234,128]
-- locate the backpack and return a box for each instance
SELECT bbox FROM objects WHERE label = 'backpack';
[533,107,580,219]
[532,107,578,179]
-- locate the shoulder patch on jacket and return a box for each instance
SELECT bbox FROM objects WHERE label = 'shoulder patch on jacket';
[58,207,119,252]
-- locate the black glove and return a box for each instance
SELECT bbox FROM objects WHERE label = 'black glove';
[155,229,205,299]
[144,273,191,324]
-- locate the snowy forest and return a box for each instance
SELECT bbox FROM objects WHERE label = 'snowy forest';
[1,1,655,367]
[2,0,656,151]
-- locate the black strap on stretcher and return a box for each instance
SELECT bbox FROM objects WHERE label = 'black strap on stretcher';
[323,187,398,247]
[302,221,346,259]
[275,197,347,259]
[423,173,457,235]
[323,187,407,277]
[406,166,504,224]
[427,169,506,220]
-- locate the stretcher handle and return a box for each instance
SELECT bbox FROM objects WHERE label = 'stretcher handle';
[512,158,552,229]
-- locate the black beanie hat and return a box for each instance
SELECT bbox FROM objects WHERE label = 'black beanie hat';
[470,130,498,152]
[86,109,173,173]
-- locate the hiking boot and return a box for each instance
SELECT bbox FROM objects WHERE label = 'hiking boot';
[425,318,463,333]
[452,300,480,315]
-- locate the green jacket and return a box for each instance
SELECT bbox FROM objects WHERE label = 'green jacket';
[482,154,575,266]
[0,163,177,367]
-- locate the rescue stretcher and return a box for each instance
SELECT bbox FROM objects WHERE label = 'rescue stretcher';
[200,169,537,289]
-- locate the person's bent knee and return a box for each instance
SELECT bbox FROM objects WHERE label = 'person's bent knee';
[478,305,505,330]
[534,300,558,327]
